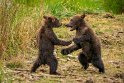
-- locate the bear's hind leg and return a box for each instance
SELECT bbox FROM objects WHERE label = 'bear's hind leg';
[78,52,89,70]
[91,55,105,73]
[31,57,43,73]
[47,56,60,75]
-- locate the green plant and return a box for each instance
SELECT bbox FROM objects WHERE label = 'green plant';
[0,62,4,82]
[0,0,43,59]
[6,61,23,69]
[103,0,124,14]
[0,61,13,83]
[44,0,103,18]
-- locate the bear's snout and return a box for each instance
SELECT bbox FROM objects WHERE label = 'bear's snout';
[65,24,73,27]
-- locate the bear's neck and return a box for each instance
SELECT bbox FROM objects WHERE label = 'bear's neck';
[43,24,53,30]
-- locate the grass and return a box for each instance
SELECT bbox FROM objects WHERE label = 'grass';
[44,0,124,18]
[0,62,4,83]
[44,0,103,18]
[0,61,13,83]
[6,60,23,69]
[0,0,43,59]
[103,0,124,14]
[5,56,26,69]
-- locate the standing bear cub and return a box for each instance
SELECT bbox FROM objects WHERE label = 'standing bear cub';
[61,14,105,73]
[31,16,71,75]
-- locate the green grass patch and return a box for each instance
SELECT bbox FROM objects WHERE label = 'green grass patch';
[6,61,23,69]
[0,61,13,83]
[103,0,124,14]
[44,0,103,18]
[14,0,42,7]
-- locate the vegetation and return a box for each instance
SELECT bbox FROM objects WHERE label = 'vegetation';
[44,0,103,18]
[103,0,124,14]
[0,0,43,59]
[0,0,124,82]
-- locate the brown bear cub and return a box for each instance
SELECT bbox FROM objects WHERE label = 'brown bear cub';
[61,14,105,73]
[31,16,71,75]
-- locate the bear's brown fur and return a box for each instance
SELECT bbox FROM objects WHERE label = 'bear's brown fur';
[31,16,71,75]
[61,14,105,73]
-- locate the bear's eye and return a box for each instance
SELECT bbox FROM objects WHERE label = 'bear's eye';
[56,19,59,21]
[70,19,73,21]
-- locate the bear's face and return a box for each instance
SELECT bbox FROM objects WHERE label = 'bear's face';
[65,14,85,31]
[43,16,61,28]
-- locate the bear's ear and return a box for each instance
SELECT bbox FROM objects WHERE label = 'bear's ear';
[43,15,48,19]
[81,14,85,19]
[43,16,52,21]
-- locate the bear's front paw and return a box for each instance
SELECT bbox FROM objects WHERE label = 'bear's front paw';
[61,49,70,55]
[73,38,80,44]
[65,41,72,46]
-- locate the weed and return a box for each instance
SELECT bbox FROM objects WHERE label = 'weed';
[6,60,23,69]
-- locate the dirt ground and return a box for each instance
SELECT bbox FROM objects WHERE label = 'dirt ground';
[4,14,124,83]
